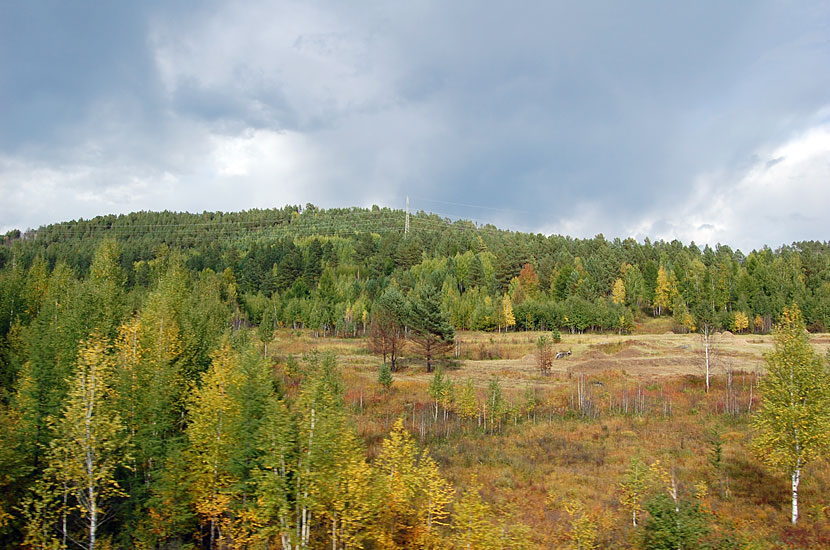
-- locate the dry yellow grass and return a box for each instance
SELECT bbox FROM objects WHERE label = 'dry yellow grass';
[272,328,830,392]
[267,326,830,548]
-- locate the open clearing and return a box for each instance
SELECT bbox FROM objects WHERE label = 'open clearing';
[272,328,830,391]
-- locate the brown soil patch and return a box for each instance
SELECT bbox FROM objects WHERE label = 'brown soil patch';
[614,347,645,359]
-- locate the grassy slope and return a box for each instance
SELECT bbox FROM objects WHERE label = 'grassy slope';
[269,326,830,548]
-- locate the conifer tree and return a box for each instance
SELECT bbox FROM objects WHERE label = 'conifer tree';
[452,476,498,550]
[378,362,393,391]
[368,286,407,371]
[408,281,454,373]
[186,344,242,548]
[376,418,453,549]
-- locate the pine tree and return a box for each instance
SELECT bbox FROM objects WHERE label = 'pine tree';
[368,286,407,371]
[378,362,393,391]
[752,304,830,524]
[407,282,454,373]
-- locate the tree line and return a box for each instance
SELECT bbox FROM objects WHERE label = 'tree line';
[4,205,830,343]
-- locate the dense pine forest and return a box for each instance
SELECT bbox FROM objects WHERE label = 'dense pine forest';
[1,204,829,549]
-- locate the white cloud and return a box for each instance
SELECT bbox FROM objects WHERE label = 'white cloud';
[0,126,321,233]
[627,120,830,251]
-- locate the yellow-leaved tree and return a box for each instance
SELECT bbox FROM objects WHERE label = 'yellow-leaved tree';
[186,344,242,548]
[31,332,128,550]
[376,418,453,549]
[652,264,671,317]
[752,304,830,524]
[451,476,498,550]
[611,278,626,306]
[500,294,515,333]
[731,311,749,333]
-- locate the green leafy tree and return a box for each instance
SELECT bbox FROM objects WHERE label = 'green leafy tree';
[692,301,721,393]
[752,304,830,524]
[485,377,506,434]
[611,277,626,306]
[427,367,449,421]
[258,298,277,358]
[186,344,242,548]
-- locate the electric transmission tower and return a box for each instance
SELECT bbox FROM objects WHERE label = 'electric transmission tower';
[405,196,410,236]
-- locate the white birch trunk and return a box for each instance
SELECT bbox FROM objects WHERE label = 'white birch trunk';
[792,462,801,524]
[704,326,711,393]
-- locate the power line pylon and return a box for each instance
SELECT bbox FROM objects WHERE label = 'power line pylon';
[405,196,410,236]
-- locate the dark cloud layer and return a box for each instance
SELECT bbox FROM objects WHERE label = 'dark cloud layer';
[2,1,829,252]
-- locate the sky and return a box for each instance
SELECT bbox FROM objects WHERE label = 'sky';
[1,1,829,253]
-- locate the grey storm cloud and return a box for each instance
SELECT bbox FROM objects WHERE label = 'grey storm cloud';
[2,1,830,252]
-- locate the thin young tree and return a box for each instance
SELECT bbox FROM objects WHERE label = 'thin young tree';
[367,287,407,371]
[42,333,128,550]
[536,334,553,375]
[753,304,830,524]
[692,302,720,393]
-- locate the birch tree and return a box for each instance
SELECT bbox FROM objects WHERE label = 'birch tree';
[752,304,830,524]
[42,333,128,550]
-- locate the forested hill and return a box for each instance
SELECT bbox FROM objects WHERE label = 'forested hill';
[3,204,830,337]
[1,204,830,547]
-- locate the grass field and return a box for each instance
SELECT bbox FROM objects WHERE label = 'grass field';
[267,326,830,548]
